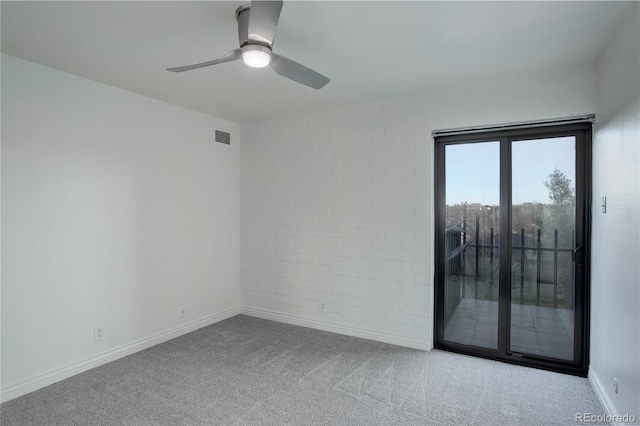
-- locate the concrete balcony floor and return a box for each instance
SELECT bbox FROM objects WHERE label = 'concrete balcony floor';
[444,298,575,360]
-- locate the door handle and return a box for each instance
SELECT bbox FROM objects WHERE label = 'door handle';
[572,244,585,267]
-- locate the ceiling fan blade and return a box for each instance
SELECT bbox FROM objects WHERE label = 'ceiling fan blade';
[248,0,283,45]
[270,53,330,89]
[167,49,242,72]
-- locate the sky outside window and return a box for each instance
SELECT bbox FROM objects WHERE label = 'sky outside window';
[445,137,575,206]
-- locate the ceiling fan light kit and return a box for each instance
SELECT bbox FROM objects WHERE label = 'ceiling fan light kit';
[241,45,271,68]
[167,1,329,89]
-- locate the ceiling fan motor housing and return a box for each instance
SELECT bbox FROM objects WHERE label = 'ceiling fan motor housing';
[236,4,273,50]
[236,5,250,46]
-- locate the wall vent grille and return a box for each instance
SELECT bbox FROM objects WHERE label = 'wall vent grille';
[215,130,231,145]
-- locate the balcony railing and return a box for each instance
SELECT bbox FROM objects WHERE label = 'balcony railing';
[444,218,574,324]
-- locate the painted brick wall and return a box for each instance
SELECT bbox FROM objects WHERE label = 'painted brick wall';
[240,65,596,349]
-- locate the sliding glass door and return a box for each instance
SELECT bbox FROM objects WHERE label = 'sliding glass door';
[442,141,500,350]
[434,123,591,375]
[510,136,578,361]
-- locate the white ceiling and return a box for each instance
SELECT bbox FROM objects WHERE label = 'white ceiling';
[1,1,632,123]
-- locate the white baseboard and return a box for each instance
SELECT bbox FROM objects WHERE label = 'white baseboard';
[0,306,241,403]
[588,367,620,422]
[240,305,431,351]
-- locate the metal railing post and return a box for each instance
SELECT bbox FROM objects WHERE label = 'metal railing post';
[520,228,525,305]
[489,227,494,301]
[536,228,541,306]
[462,219,467,298]
[553,229,559,309]
[475,216,479,299]
[571,230,575,310]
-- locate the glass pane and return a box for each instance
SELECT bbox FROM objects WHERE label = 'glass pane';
[444,142,499,350]
[510,137,575,361]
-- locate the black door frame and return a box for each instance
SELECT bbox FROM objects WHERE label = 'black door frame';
[434,122,592,376]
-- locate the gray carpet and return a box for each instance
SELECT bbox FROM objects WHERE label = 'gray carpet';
[1,315,603,425]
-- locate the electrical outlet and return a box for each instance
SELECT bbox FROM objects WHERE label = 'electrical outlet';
[320,301,327,312]
[94,326,104,342]
[180,307,186,318]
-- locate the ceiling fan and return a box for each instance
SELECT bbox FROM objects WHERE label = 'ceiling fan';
[167,0,330,89]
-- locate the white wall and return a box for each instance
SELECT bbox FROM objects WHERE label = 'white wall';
[1,54,241,400]
[240,65,596,349]
[590,3,640,419]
